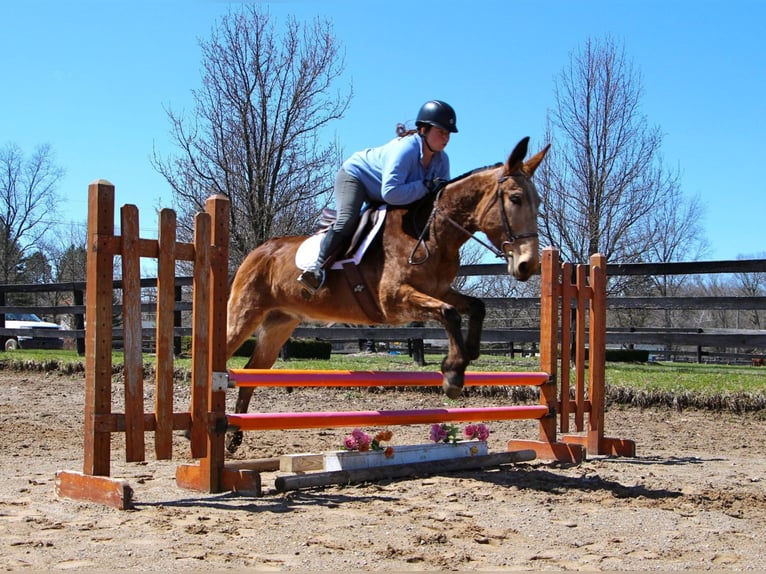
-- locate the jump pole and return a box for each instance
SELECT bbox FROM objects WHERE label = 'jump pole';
[227,405,550,431]
[229,369,549,388]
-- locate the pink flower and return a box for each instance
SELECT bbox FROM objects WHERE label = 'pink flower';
[351,428,367,441]
[430,423,448,443]
[343,436,357,450]
[344,428,392,451]
[464,423,490,441]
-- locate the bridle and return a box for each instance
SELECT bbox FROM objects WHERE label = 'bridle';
[408,174,539,265]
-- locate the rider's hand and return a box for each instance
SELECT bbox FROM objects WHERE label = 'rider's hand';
[424,177,448,193]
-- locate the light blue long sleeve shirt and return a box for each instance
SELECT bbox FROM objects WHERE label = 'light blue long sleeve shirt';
[341,134,450,205]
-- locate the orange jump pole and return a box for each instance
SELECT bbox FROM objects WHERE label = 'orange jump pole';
[229,369,549,388]
[226,405,549,431]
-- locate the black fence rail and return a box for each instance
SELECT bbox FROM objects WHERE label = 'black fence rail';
[0,259,764,363]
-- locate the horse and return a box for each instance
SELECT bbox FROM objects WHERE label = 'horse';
[224,137,549,452]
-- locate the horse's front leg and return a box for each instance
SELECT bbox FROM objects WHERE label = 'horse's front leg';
[396,286,470,400]
[226,386,254,453]
[443,290,485,361]
[225,311,301,454]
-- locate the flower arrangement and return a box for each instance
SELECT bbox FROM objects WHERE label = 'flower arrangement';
[463,423,490,441]
[430,423,490,444]
[342,428,394,458]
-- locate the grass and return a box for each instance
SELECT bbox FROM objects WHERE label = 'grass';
[2,348,765,396]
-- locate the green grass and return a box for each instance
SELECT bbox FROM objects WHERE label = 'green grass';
[2,348,764,397]
[604,361,766,396]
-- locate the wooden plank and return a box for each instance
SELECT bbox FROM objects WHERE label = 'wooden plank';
[507,440,584,464]
[574,263,587,432]
[84,181,115,477]
[537,248,558,445]
[176,463,262,495]
[588,253,607,454]
[224,458,281,472]
[274,450,537,492]
[154,208,177,460]
[561,435,636,458]
[55,471,133,510]
[559,261,573,433]
[220,468,261,496]
[189,212,211,461]
[201,194,231,493]
[120,204,145,463]
[280,453,325,473]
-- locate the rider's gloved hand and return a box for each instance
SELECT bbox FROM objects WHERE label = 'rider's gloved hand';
[424,177,448,193]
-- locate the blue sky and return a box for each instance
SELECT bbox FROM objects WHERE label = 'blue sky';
[2,0,764,261]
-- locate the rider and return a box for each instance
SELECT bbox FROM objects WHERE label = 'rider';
[298,99,458,293]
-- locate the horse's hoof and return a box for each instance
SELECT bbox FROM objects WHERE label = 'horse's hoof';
[442,381,464,400]
[226,430,243,454]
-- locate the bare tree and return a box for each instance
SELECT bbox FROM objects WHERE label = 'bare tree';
[152,6,351,266]
[0,143,64,283]
[538,37,687,268]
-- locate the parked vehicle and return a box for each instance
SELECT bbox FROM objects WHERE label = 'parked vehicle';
[4,313,64,351]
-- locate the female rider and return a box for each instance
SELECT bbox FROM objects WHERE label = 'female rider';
[298,99,458,293]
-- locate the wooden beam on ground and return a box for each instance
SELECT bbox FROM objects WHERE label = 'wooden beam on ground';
[55,471,133,510]
[274,449,537,492]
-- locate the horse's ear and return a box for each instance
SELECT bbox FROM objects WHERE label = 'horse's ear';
[523,144,551,176]
[505,137,530,173]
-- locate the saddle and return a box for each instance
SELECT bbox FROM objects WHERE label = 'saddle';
[296,204,387,322]
[316,204,383,259]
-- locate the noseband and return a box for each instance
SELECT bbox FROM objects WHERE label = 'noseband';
[408,174,538,265]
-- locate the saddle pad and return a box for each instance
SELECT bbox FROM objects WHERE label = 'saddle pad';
[295,205,387,270]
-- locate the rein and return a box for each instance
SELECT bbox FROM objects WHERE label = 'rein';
[408,174,538,265]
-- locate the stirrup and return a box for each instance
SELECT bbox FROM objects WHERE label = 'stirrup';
[297,268,325,295]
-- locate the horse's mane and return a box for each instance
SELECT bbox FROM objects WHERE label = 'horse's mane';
[402,162,504,242]
[449,162,503,185]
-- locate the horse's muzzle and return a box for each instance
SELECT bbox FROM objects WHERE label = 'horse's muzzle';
[506,252,539,282]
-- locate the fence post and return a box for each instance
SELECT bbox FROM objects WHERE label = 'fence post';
[83,180,116,477]
[538,248,559,444]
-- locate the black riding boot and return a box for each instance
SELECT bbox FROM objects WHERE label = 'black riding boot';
[297,229,347,294]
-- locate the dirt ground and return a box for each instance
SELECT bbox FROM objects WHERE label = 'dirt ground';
[1,367,765,571]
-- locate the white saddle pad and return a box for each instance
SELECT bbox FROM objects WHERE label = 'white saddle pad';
[295,205,387,270]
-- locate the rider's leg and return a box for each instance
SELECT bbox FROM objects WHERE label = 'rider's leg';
[298,169,367,292]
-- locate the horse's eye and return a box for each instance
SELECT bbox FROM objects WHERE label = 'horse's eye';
[509,193,522,205]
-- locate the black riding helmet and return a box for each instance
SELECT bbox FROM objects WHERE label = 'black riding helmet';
[415,100,458,133]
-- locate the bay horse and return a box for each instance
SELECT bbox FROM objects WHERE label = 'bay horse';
[225,137,549,451]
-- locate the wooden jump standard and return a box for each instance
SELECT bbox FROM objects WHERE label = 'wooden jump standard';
[56,183,634,509]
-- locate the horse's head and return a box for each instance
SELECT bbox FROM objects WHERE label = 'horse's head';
[479,137,549,281]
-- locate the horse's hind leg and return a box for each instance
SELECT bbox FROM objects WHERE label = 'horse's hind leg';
[226,311,301,453]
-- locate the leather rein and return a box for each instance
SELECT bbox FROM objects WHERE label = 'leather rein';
[408,174,538,265]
